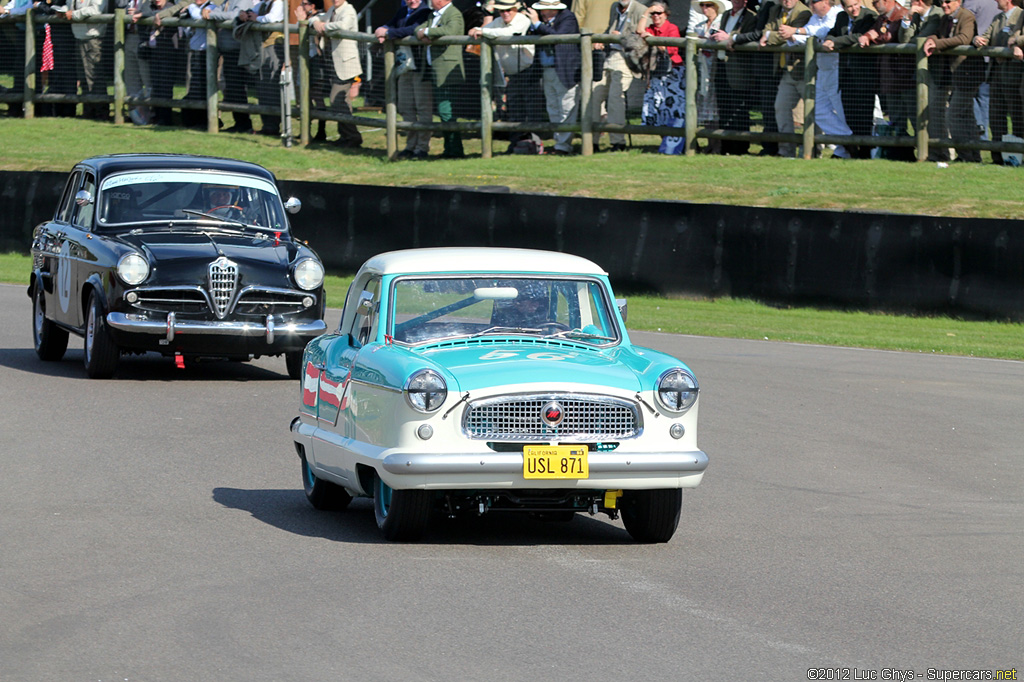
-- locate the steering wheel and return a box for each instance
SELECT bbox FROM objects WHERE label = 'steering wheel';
[538,322,570,333]
[208,204,245,219]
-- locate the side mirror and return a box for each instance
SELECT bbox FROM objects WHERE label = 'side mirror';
[616,298,627,322]
[284,197,301,214]
[75,189,94,207]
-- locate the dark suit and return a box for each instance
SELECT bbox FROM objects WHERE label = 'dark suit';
[932,6,982,161]
[417,2,466,157]
[715,6,758,154]
[864,4,915,156]
[982,6,1024,163]
[531,9,581,153]
[827,8,878,157]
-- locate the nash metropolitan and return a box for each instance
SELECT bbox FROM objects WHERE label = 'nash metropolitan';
[291,248,708,542]
[29,154,326,378]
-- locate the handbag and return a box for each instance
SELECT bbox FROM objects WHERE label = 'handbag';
[592,47,607,81]
[651,49,671,79]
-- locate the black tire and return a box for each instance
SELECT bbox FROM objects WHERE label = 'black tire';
[84,291,119,379]
[620,489,682,543]
[32,284,69,362]
[373,473,431,542]
[285,350,304,380]
[301,453,352,510]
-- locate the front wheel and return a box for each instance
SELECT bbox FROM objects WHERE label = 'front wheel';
[285,351,303,380]
[620,489,682,543]
[32,284,69,361]
[301,453,352,510]
[373,474,431,542]
[84,291,119,379]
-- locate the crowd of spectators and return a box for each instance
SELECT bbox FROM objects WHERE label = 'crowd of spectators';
[1,0,1021,162]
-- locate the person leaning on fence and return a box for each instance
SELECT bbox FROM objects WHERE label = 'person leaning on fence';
[1,0,34,116]
[294,0,328,140]
[822,0,877,159]
[60,0,108,120]
[858,0,915,160]
[708,0,757,156]
[592,0,647,151]
[203,0,255,133]
[525,0,581,154]
[415,0,466,158]
[637,1,686,155]
[235,0,285,136]
[311,0,363,147]
[374,0,432,158]
[693,0,725,152]
[757,0,811,158]
[730,0,784,156]
[975,0,1023,164]
[897,0,946,160]
[180,0,215,128]
[791,0,851,158]
[923,0,983,162]
[469,0,536,153]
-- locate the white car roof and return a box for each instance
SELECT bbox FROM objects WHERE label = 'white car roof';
[358,248,608,277]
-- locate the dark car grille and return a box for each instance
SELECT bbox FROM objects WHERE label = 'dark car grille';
[209,257,238,319]
[463,394,641,441]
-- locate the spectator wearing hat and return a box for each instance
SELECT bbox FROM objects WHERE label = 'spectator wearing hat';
[375,0,433,158]
[758,0,812,157]
[526,0,581,154]
[923,0,983,162]
[311,0,364,147]
[693,0,725,151]
[822,0,878,159]
[975,0,1022,164]
[470,0,537,153]
[416,0,466,158]
[637,1,686,154]
[592,0,647,151]
[708,0,757,155]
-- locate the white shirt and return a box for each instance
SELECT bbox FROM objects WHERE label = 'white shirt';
[790,5,841,68]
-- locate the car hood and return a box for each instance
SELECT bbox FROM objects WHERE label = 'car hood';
[117,230,297,267]
[416,340,644,393]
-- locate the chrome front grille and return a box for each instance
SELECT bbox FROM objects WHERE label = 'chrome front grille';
[463,394,640,441]
[208,257,238,319]
[233,288,312,316]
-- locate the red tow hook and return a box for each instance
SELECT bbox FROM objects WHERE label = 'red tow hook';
[175,353,185,369]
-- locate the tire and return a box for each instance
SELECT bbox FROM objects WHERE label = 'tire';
[285,350,303,380]
[620,489,682,543]
[373,473,431,542]
[84,291,119,379]
[301,454,352,510]
[32,284,69,362]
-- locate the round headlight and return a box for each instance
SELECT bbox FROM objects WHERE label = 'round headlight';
[293,258,324,291]
[117,252,150,286]
[404,369,447,413]
[656,368,699,413]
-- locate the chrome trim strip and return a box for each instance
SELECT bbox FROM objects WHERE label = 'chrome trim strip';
[381,451,708,475]
[348,377,403,394]
[107,312,326,340]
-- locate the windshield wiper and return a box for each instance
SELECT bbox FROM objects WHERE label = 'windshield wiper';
[544,329,617,342]
[180,209,249,229]
[472,326,545,337]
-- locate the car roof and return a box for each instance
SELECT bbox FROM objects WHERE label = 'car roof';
[360,248,608,277]
[75,154,277,183]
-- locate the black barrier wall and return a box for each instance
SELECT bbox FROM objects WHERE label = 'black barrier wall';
[4,171,1023,320]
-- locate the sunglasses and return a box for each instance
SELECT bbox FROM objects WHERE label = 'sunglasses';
[650,9,665,13]
[940,0,955,4]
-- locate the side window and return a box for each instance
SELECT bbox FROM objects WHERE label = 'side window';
[72,173,97,229]
[347,277,381,346]
[56,171,82,224]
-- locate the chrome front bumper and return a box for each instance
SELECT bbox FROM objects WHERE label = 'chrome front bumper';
[108,312,327,345]
[380,451,708,476]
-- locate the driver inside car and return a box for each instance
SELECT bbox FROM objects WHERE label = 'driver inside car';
[204,185,240,212]
[491,283,552,328]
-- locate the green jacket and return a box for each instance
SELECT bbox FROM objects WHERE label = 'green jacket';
[416,2,465,88]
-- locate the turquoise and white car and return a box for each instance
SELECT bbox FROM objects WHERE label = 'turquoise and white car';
[290,248,708,542]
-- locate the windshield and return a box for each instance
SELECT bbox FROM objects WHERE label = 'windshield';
[96,171,287,230]
[390,277,620,346]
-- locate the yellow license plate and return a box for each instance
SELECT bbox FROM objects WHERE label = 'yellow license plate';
[523,445,589,479]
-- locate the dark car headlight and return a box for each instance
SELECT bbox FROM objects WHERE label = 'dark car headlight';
[293,258,324,291]
[656,368,699,413]
[117,252,150,286]
[404,369,447,413]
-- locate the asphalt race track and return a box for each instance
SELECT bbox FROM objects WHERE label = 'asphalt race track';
[1,282,1021,680]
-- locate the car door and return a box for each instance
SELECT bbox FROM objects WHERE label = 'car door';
[61,170,99,330]
[309,277,381,484]
[42,170,84,329]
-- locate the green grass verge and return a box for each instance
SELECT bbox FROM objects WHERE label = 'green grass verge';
[8,253,1020,361]
[3,118,1023,218]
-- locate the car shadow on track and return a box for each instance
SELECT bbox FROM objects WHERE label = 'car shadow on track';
[0,347,288,381]
[212,487,636,546]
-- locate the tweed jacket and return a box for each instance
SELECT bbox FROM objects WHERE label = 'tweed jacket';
[66,0,107,39]
[416,1,465,87]
[318,1,362,80]
[931,6,982,86]
[981,4,1023,81]
[760,1,812,76]
[206,0,255,52]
